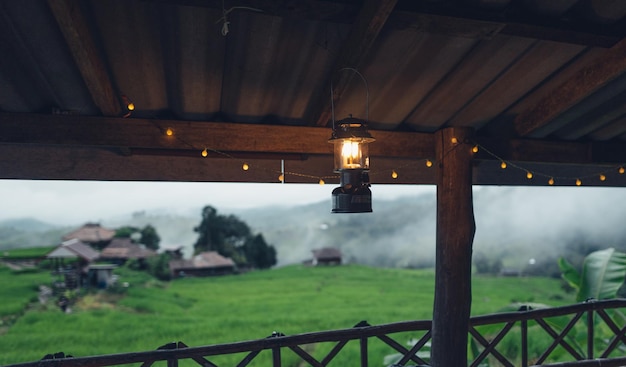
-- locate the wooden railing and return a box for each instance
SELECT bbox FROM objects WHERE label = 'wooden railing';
[5,299,626,367]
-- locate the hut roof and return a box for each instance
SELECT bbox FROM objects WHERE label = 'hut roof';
[194,252,236,268]
[62,223,116,243]
[169,251,235,272]
[47,238,100,262]
[312,247,342,260]
[100,238,157,259]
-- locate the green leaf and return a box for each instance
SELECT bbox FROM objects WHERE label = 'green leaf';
[558,257,580,291]
[578,248,626,302]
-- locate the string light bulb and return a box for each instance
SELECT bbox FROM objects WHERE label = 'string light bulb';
[121,95,134,114]
[548,177,554,185]
[242,163,249,171]
[426,159,433,168]
[451,137,458,144]
[600,174,606,181]
[576,178,582,186]
[391,170,398,179]
[472,145,479,153]
[620,167,625,174]
[201,149,208,157]
[278,174,284,182]
[165,128,173,136]
[319,179,325,185]
[526,171,533,179]
[500,161,507,169]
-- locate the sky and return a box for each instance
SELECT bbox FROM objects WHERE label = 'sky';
[0,180,434,225]
[3,178,626,235]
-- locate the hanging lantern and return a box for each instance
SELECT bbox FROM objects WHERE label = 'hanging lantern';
[329,116,375,213]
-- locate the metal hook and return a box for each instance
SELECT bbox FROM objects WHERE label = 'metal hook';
[330,67,370,130]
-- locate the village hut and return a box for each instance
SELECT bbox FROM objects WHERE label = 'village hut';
[100,237,157,265]
[311,247,343,266]
[62,223,116,250]
[46,238,100,266]
[169,251,236,278]
[46,238,100,289]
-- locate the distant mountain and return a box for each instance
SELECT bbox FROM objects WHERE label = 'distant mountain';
[0,218,71,250]
[0,218,59,232]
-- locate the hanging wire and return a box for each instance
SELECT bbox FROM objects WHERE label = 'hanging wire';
[216,0,263,36]
[330,67,369,130]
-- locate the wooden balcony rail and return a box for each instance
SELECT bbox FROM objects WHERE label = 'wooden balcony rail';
[5,299,626,367]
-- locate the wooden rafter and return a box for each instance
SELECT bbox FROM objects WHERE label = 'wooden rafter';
[47,0,121,116]
[514,37,626,138]
[306,0,398,127]
[6,113,626,165]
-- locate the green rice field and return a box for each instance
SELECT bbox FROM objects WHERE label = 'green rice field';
[0,263,573,366]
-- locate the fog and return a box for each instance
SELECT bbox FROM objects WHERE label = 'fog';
[2,180,625,271]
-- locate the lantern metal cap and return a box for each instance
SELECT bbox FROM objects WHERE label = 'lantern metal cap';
[329,117,375,142]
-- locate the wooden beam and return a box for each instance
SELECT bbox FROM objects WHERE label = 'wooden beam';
[7,113,626,165]
[6,142,626,186]
[432,127,475,367]
[0,113,434,159]
[0,145,328,183]
[306,0,398,127]
[0,144,438,184]
[514,37,626,137]
[47,0,121,116]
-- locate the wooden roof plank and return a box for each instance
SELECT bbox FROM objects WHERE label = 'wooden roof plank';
[47,0,121,116]
[407,35,535,130]
[449,40,585,129]
[306,0,398,127]
[514,37,626,137]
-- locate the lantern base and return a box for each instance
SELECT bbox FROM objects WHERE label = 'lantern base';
[331,170,372,213]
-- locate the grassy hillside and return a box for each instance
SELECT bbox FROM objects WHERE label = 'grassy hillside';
[0,264,572,366]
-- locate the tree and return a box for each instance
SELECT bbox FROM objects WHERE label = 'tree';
[146,253,171,281]
[140,224,160,251]
[115,226,139,239]
[193,205,276,268]
[243,234,277,269]
[115,224,161,251]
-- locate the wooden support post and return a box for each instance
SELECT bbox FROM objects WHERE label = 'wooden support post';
[431,127,476,367]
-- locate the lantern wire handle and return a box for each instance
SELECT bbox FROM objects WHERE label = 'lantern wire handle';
[330,67,369,131]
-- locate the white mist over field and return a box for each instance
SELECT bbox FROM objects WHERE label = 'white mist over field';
[0,180,430,225]
[1,179,625,269]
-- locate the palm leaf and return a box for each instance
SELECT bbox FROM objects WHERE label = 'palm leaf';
[558,257,580,291]
[578,248,626,302]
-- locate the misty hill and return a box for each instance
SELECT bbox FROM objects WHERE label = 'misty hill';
[3,187,626,270]
[234,195,436,267]
[0,218,58,232]
[0,218,71,250]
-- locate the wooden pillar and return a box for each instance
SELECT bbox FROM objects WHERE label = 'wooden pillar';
[431,127,476,367]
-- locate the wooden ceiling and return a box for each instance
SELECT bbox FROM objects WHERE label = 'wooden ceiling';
[1,0,625,186]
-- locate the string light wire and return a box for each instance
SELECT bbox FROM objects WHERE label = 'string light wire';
[474,141,623,185]
[145,118,623,187]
